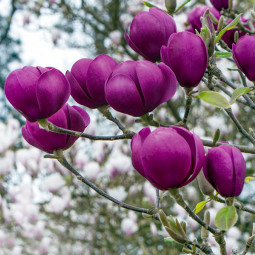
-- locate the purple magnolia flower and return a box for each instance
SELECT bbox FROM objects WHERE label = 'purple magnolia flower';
[66,54,118,108]
[125,7,176,62]
[105,60,177,117]
[203,144,246,197]
[161,31,208,88]
[210,0,228,10]
[221,17,248,48]
[233,35,255,81]
[131,126,205,190]
[22,104,90,154]
[187,5,220,32]
[4,66,70,122]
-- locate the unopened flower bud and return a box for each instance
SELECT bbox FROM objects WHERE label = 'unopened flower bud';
[197,171,215,196]
[201,210,210,239]
[165,0,176,13]
[217,16,224,31]
[251,10,255,20]
[234,31,239,43]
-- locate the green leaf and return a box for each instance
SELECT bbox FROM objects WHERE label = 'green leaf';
[230,87,252,104]
[216,14,241,43]
[175,0,191,12]
[142,1,156,7]
[193,200,209,214]
[215,52,233,58]
[245,176,255,183]
[164,237,174,243]
[215,206,238,230]
[197,91,231,109]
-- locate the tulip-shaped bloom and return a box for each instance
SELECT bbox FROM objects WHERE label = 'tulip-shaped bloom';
[161,31,208,88]
[125,7,176,62]
[66,54,118,108]
[131,127,205,190]
[22,104,90,154]
[203,144,246,197]
[221,17,248,48]
[105,60,177,117]
[210,0,228,10]
[5,66,70,122]
[187,5,220,32]
[233,35,255,81]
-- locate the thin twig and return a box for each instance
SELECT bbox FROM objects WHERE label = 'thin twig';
[212,196,255,215]
[183,88,193,127]
[51,152,159,220]
[46,120,255,154]
[169,189,217,235]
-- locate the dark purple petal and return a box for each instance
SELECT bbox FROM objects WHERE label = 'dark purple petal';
[85,54,118,106]
[232,35,255,81]
[131,127,151,178]
[36,68,70,119]
[22,124,51,153]
[149,7,176,42]
[136,61,165,110]
[105,74,145,116]
[205,146,234,197]
[63,105,88,150]
[157,63,177,103]
[129,11,165,62]
[166,31,208,87]
[141,127,192,190]
[124,31,149,60]
[70,58,93,97]
[210,0,228,10]
[231,147,246,196]
[4,68,41,122]
[160,45,170,66]
[66,71,99,108]
[72,106,90,127]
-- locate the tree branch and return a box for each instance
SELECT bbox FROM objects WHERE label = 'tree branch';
[49,151,159,220]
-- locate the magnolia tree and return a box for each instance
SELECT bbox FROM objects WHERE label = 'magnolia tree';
[3,0,255,254]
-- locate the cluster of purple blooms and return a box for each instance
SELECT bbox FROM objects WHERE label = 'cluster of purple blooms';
[5,0,252,198]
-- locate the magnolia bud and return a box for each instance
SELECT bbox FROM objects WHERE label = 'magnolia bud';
[197,171,215,196]
[234,30,239,43]
[165,0,176,13]
[201,210,210,239]
[251,10,255,20]
[217,16,224,31]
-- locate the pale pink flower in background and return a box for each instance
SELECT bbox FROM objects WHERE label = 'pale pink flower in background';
[2,200,11,223]
[109,30,122,45]
[23,10,31,25]
[0,150,14,175]
[74,151,89,169]
[92,141,107,163]
[45,196,67,214]
[43,172,65,193]
[120,13,133,27]
[105,153,131,178]
[107,186,127,201]
[83,161,101,181]
[51,28,61,45]
[0,230,5,247]
[33,221,46,239]
[227,226,241,240]
[11,246,23,255]
[128,184,141,196]
[121,218,138,236]
[39,237,51,255]
[143,182,156,204]
[150,223,158,236]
